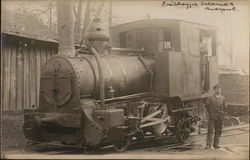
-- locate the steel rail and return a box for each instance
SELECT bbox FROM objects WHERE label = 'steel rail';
[26,124,249,153]
[133,127,249,152]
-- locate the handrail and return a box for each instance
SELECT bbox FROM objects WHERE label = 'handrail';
[97,92,150,103]
[111,47,145,53]
[90,47,105,107]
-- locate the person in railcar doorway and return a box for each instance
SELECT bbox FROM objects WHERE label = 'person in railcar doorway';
[205,84,226,149]
[200,34,209,92]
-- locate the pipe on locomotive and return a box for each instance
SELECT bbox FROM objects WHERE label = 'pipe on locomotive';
[89,47,105,107]
[85,18,111,107]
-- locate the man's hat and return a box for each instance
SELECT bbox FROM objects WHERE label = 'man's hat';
[213,84,222,90]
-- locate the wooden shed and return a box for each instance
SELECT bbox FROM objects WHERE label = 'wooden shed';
[1,11,58,111]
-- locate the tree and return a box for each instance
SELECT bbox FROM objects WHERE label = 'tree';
[81,0,91,39]
[74,0,84,43]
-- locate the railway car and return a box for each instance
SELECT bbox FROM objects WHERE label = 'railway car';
[23,3,218,152]
[219,65,249,116]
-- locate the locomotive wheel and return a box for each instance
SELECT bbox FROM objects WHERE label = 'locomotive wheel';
[83,122,103,147]
[229,117,240,126]
[135,130,145,140]
[176,120,191,143]
[109,127,131,152]
[148,104,168,136]
[23,117,40,140]
[113,136,130,152]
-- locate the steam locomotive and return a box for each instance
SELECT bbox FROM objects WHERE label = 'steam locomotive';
[23,3,218,152]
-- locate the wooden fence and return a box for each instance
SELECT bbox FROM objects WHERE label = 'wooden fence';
[1,33,58,111]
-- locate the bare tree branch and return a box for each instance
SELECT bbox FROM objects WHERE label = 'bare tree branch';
[81,0,91,39]
[74,0,84,43]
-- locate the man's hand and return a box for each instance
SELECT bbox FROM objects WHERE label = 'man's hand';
[218,111,225,117]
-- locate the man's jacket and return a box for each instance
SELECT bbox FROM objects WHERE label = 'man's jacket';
[205,95,226,120]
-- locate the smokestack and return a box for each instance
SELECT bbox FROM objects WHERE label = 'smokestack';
[56,0,75,57]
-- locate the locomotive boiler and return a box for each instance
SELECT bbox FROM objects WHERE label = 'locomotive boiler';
[23,1,218,152]
[39,52,154,107]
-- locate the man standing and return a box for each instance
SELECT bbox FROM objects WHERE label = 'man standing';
[200,36,210,92]
[205,85,226,149]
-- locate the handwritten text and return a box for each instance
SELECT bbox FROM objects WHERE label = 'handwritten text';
[162,1,238,13]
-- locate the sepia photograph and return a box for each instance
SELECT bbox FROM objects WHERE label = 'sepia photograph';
[1,0,249,159]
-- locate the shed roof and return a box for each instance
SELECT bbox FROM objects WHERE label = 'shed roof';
[1,11,58,43]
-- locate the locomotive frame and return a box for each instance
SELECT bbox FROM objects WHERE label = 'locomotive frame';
[23,3,218,152]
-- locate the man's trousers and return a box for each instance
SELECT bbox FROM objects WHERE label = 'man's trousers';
[206,118,222,147]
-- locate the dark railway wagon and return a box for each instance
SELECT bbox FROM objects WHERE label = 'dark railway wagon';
[219,65,249,115]
[23,2,219,152]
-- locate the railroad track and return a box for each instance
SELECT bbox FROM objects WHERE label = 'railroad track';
[26,123,249,154]
[129,123,249,152]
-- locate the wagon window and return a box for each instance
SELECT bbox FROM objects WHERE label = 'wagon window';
[157,29,171,52]
[136,28,155,52]
[119,31,134,48]
[119,32,126,48]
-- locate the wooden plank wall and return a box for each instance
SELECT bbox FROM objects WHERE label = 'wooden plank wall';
[1,34,58,111]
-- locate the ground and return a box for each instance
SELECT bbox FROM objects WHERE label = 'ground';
[1,112,249,159]
[1,111,27,152]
